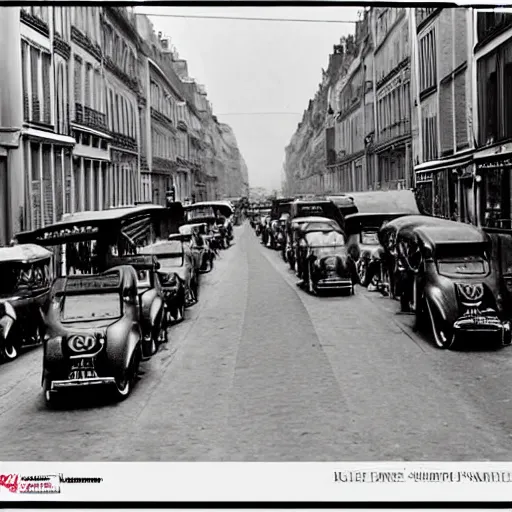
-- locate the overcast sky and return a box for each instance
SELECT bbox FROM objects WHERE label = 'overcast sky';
[135,6,360,192]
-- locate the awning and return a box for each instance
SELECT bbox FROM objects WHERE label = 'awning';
[414,150,474,173]
[23,128,76,146]
[70,123,112,140]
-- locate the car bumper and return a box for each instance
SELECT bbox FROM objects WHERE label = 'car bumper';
[454,318,511,346]
[316,277,353,290]
[51,376,117,391]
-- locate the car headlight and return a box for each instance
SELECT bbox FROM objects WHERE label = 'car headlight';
[68,334,103,355]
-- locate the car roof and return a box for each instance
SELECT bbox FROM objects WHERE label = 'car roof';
[414,224,487,245]
[345,190,420,216]
[0,244,52,263]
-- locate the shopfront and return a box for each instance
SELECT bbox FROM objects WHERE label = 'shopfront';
[476,155,512,228]
[415,168,457,220]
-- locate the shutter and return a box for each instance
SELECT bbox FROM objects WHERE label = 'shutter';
[21,42,29,121]
[30,47,40,122]
[42,146,53,226]
[42,53,51,124]
[454,71,469,149]
[439,80,454,155]
[54,149,64,220]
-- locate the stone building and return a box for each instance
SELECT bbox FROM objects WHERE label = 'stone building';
[471,11,512,228]
[411,8,474,222]
[284,8,412,196]
[0,7,249,244]
[102,7,141,208]
[372,7,413,190]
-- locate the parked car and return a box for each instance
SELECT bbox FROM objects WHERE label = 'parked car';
[142,238,196,314]
[296,219,356,295]
[380,216,511,349]
[41,266,149,404]
[107,254,168,352]
[344,190,420,290]
[286,216,326,270]
[0,244,53,362]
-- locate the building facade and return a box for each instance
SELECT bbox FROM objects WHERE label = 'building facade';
[472,10,512,228]
[0,7,249,244]
[373,7,412,190]
[412,8,474,222]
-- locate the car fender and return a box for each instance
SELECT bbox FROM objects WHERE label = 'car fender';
[149,294,164,327]
[105,322,141,374]
[42,336,65,380]
[424,281,458,325]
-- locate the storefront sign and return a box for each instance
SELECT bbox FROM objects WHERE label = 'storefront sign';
[477,158,512,170]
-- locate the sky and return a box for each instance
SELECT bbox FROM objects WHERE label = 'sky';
[134,6,360,192]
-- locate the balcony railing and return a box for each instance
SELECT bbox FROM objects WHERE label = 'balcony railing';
[376,119,411,146]
[74,103,108,133]
[111,132,137,152]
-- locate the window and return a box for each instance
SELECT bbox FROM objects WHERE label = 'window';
[419,28,437,92]
[422,112,438,161]
[84,63,92,108]
[477,49,499,145]
[30,47,39,122]
[439,80,454,155]
[454,71,468,149]
[477,11,512,43]
[74,56,82,105]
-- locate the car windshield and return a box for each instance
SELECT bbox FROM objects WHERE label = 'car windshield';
[61,293,121,322]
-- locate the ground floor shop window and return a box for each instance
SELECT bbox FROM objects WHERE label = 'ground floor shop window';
[480,166,512,227]
[432,169,456,220]
[458,174,476,225]
[415,179,433,215]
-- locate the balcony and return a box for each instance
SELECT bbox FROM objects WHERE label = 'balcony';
[74,103,108,133]
[111,132,137,152]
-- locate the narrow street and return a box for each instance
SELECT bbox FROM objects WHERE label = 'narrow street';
[1,223,512,461]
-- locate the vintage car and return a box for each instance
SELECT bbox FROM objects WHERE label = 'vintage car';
[287,216,343,272]
[381,217,511,349]
[0,244,53,362]
[296,219,355,295]
[42,266,149,404]
[178,223,215,273]
[378,214,454,299]
[140,240,191,322]
[184,202,233,249]
[274,213,290,256]
[344,190,420,289]
[107,254,168,351]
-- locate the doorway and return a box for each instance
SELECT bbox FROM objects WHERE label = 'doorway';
[0,157,7,246]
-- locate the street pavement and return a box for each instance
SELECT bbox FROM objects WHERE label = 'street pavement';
[1,222,512,460]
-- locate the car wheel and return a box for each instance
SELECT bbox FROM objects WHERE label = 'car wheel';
[357,259,369,286]
[113,355,136,400]
[2,340,18,362]
[426,299,454,349]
